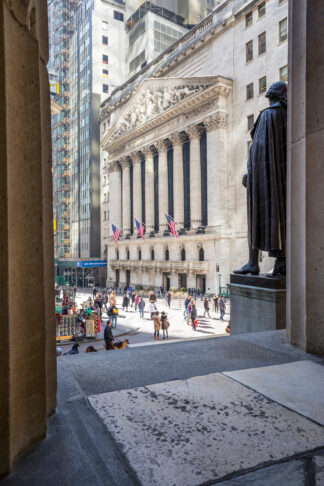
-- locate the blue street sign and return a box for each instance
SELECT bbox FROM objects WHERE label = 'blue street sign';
[74,260,107,268]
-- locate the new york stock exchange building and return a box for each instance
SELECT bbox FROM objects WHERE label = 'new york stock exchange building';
[100,0,288,293]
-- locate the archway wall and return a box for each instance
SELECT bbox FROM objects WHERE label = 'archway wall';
[0,1,56,477]
[288,0,324,355]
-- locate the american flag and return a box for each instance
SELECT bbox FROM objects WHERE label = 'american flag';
[165,214,178,238]
[135,219,146,241]
[112,224,121,246]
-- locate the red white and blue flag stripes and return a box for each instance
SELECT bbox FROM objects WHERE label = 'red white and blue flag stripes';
[165,214,178,238]
[135,218,146,241]
[112,224,121,246]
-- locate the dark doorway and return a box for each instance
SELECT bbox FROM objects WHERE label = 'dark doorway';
[126,270,131,287]
[196,274,206,294]
[163,272,170,291]
[178,273,187,290]
[115,269,120,288]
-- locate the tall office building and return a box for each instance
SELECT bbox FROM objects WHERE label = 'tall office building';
[69,0,127,259]
[48,0,80,259]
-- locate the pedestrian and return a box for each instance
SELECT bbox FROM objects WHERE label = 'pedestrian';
[166,291,171,309]
[149,301,157,319]
[149,291,157,304]
[153,312,161,340]
[138,297,145,319]
[96,296,103,316]
[109,290,117,306]
[104,320,115,350]
[134,293,140,311]
[122,293,129,311]
[203,297,210,318]
[102,292,108,306]
[190,303,197,331]
[161,311,170,339]
[131,291,136,308]
[213,294,219,313]
[184,295,190,321]
[219,296,226,320]
[160,284,164,297]
[92,286,97,299]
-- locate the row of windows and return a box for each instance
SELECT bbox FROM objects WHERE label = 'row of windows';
[246,19,287,64]
[116,248,205,262]
[245,0,286,28]
[246,65,288,102]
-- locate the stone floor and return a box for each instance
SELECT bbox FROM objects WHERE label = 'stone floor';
[2,331,324,486]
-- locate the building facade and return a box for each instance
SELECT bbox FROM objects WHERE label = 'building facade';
[69,0,127,259]
[100,0,288,293]
[48,0,80,258]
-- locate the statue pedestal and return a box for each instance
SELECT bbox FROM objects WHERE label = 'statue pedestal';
[227,274,286,335]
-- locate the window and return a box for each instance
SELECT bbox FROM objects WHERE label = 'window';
[207,0,214,6]
[279,18,288,43]
[259,76,267,94]
[246,40,253,62]
[102,54,108,64]
[102,35,108,45]
[245,12,253,28]
[181,249,186,261]
[129,50,145,73]
[258,2,266,18]
[199,248,204,261]
[103,84,108,94]
[151,249,155,261]
[127,250,130,260]
[258,32,266,55]
[103,211,106,221]
[102,69,108,79]
[165,249,169,261]
[138,250,142,261]
[280,65,288,82]
[247,114,254,131]
[102,21,108,30]
[116,250,119,260]
[246,83,254,100]
[113,10,124,22]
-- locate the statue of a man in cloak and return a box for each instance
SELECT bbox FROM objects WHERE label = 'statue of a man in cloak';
[234,81,287,277]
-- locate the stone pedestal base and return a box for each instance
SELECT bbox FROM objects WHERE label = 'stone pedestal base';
[227,274,286,335]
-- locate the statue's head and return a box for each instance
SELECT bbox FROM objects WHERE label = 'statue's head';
[266,81,287,105]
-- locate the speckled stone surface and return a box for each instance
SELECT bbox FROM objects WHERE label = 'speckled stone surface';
[89,373,324,486]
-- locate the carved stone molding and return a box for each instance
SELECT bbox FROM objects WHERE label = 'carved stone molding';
[142,146,155,158]
[119,157,130,169]
[131,152,142,165]
[204,112,228,132]
[155,139,171,153]
[185,124,205,140]
[107,161,120,174]
[169,132,187,147]
[184,98,219,121]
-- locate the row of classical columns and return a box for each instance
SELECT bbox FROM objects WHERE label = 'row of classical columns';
[108,114,226,237]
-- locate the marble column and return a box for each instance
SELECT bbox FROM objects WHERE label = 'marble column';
[186,125,204,229]
[169,132,186,228]
[132,152,142,224]
[155,139,170,233]
[143,146,155,233]
[204,113,228,228]
[287,0,324,355]
[108,161,121,236]
[120,157,131,235]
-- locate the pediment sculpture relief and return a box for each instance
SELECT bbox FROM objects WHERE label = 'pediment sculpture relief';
[113,85,206,139]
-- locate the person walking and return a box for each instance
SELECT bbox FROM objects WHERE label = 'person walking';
[131,291,136,308]
[122,293,129,312]
[190,303,197,331]
[104,320,115,350]
[161,311,170,339]
[203,297,210,318]
[109,290,117,307]
[149,301,157,320]
[149,291,157,304]
[92,286,97,299]
[184,295,190,321]
[138,298,145,319]
[153,312,161,340]
[213,294,219,313]
[219,296,226,320]
[134,293,140,311]
[166,292,171,309]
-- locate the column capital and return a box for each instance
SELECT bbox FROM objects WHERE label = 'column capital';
[131,152,142,165]
[204,112,228,132]
[185,124,204,140]
[107,161,120,174]
[155,139,171,153]
[142,145,155,157]
[169,132,187,147]
[119,157,130,169]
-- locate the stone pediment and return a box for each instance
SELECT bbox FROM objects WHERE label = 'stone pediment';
[101,76,231,151]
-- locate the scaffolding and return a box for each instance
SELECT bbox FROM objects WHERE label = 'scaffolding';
[48,0,80,259]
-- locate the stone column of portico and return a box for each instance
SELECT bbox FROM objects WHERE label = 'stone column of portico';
[143,146,155,234]
[204,113,228,228]
[120,157,131,235]
[108,161,121,236]
[155,139,170,233]
[186,125,204,229]
[169,132,186,229]
[132,152,142,225]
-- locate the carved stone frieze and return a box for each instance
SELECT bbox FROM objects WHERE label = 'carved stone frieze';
[107,161,120,174]
[185,124,205,140]
[183,98,219,121]
[169,132,187,147]
[155,139,171,153]
[131,152,142,165]
[142,145,155,158]
[119,157,130,169]
[204,112,228,132]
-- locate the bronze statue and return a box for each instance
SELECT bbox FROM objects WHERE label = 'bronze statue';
[234,81,287,277]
